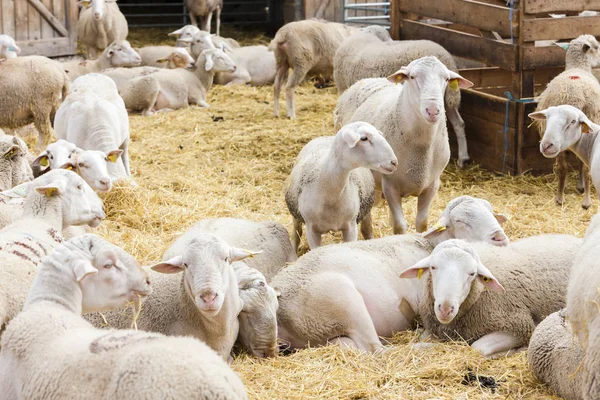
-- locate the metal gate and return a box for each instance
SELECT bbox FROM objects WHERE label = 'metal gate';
[341,0,390,27]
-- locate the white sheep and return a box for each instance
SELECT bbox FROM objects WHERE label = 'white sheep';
[62,40,141,80]
[0,169,105,333]
[0,235,247,400]
[31,139,79,177]
[533,35,600,209]
[136,46,195,68]
[271,196,508,353]
[54,74,131,181]
[400,236,581,357]
[0,134,33,191]
[214,45,276,86]
[285,121,397,252]
[0,34,20,61]
[169,24,201,46]
[76,0,129,59]
[185,0,222,35]
[334,30,471,168]
[171,26,239,51]
[335,56,473,234]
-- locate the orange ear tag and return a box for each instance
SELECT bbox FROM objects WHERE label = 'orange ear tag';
[582,122,591,134]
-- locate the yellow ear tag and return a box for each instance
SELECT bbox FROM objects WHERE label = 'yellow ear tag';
[44,188,57,198]
[157,59,167,64]
[4,149,14,160]
[449,78,459,91]
[65,165,74,171]
[432,223,447,233]
[82,1,90,6]
[417,269,423,279]
[107,153,119,163]
[40,156,49,167]
[482,276,490,283]
[582,122,591,134]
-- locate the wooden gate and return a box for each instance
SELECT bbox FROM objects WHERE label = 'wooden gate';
[0,0,78,57]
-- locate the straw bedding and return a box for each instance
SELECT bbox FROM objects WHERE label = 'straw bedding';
[53,28,599,399]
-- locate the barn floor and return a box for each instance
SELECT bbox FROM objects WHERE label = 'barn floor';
[73,28,594,399]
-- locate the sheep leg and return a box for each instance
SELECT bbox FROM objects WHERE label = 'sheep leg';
[305,223,322,249]
[581,164,592,209]
[285,66,310,119]
[577,160,585,193]
[360,212,373,240]
[273,63,289,117]
[471,331,523,357]
[205,11,213,33]
[341,221,358,243]
[446,106,469,168]
[119,140,131,176]
[382,180,407,234]
[32,107,53,148]
[292,218,302,255]
[188,12,197,27]
[215,6,221,36]
[555,153,568,206]
[415,179,440,233]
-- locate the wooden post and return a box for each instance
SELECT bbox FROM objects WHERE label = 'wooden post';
[391,0,401,40]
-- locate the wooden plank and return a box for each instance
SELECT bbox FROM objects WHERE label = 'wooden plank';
[399,0,517,38]
[41,0,54,39]
[400,19,519,71]
[66,0,78,53]
[1,0,15,37]
[391,0,401,40]
[468,139,517,173]
[459,67,513,89]
[463,114,517,150]
[460,88,518,126]
[523,16,600,41]
[523,46,566,69]
[52,0,65,39]
[517,146,554,174]
[27,0,69,37]
[525,0,600,15]
[28,0,42,41]
[16,37,72,56]
[14,0,29,40]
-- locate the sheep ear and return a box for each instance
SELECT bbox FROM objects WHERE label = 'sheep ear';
[387,68,409,84]
[73,259,98,282]
[447,71,474,89]
[59,162,76,171]
[493,211,508,224]
[35,180,65,198]
[156,58,168,64]
[32,153,49,168]
[578,113,600,134]
[105,150,123,163]
[168,27,184,36]
[399,257,431,279]
[422,219,449,239]
[1,181,32,199]
[340,127,361,148]
[476,263,504,292]
[3,145,19,160]
[177,37,193,43]
[528,111,547,121]
[204,52,214,71]
[229,247,263,262]
[151,255,185,274]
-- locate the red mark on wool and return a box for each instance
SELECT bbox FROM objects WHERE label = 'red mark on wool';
[570,76,581,80]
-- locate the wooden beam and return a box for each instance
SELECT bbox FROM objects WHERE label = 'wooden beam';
[522,16,600,41]
[399,0,517,38]
[27,0,69,37]
[400,19,519,71]
[525,0,600,15]
[391,0,401,40]
[522,45,566,69]
[17,37,73,56]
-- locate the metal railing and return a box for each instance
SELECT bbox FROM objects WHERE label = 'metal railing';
[341,0,390,27]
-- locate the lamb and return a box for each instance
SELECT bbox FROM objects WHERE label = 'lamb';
[76,0,129,59]
[169,24,201,47]
[335,56,473,234]
[334,30,471,168]
[102,47,236,115]
[0,236,247,400]
[31,139,79,178]
[0,56,69,146]
[399,236,581,357]
[171,26,239,51]
[185,0,222,35]
[269,19,359,119]
[285,121,398,252]
[62,40,141,80]
[533,35,600,209]
[271,195,508,352]
[0,169,105,333]
[0,35,20,61]
[0,134,33,191]
[54,74,131,181]
[136,46,195,68]
[530,105,600,207]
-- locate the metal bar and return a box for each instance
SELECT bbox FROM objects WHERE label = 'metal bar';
[346,15,389,20]
[343,6,388,12]
[344,2,389,6]
[345,20,390,26]
[125,13,185,17]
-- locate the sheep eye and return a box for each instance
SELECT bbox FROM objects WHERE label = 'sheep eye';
[78,163,86,168]
[183,263,188,268]
[572,120,577,124]
[410,76,415,80]
[360,137,368,141]
[469,272,476,277]
[258,281,265,287]
[77,184,83,190]
[224,257,229,262]
[430,266,436,270]
[49,155,54,159]
[104,263,114,269]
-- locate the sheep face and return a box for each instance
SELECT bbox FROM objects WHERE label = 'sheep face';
[530,105,600,158]
[32,139,79,176]
[61,149,122,193]
[169,25,201,48]
[237,277,279,358]
[201,48,236,73]
[0,136,33,191]
[89,0,106,21]
[33,169,105,228]
[423,196,509,246]
[386,56,473,124]
[338,121,398,174]
[106,41,142,67]
[400,240,504,324]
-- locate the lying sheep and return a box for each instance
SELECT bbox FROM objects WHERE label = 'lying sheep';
[270,19,360,118]
[169,24,201,47]
[0,236,247,400]
[136,46,195,68]
[400,236,581,357]
[0,56,69,146]
[285,121,398,252]
[103,47,236,115]
[533,35,600,209]
[335,56,473,234]
[0,34,20,61]
[62,40,141,80]
[172,26,239,51]
[32,139,79,177]
[0,169,105,334]
[271,196,508,352]
[334,29,471,167]
[185,0,222,35]
[0,134,33,191]
[54,74,131,181]
[76,0,129,59]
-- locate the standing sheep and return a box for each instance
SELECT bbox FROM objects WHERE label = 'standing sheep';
[334,30,471,167]
[335,56,473,234]
[285,121,397,252]
[62,40,141,80]
[76,0,129,59]
[533,35,600,209]
[185,0,222,35]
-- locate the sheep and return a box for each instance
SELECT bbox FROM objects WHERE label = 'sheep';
[76,0,129,59]
[269,19,359,119]
[533,35,600,209]
[31,139,79,178]
[136,46,195,68]
[399,235,581,357]
[335,56,473,234]
[0,169,105,334]
[0,134,33,191]
[528,310,585,400]
[169,24,201,47]
[54,74,131,181]
[185,0,222,35]
[0,56,69,146]
[333,31,471,168]
[0,236,247,400]
[0,35,20,61]
[62,40,141,80]
[171,26,239,51]
[285,121,398,252]
[87,233,258,360]
[102,47,236,115]
[271,195,508,353]
[530,105,600,207]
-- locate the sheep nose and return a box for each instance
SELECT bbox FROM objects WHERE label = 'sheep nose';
[490,230,509,246]
[93,12,101,19]
[542,142,554,152]
[390,159,398,167]
[232,66,237,72]
[438,302,454,318]
[146,277,151,285]
[426,105,440,117]
[200,290,218,306]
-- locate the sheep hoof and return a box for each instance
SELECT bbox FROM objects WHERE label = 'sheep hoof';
[582,201,592,210]
[457,157,470,169]
[577,186,585,194]
[555,197,564,206]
